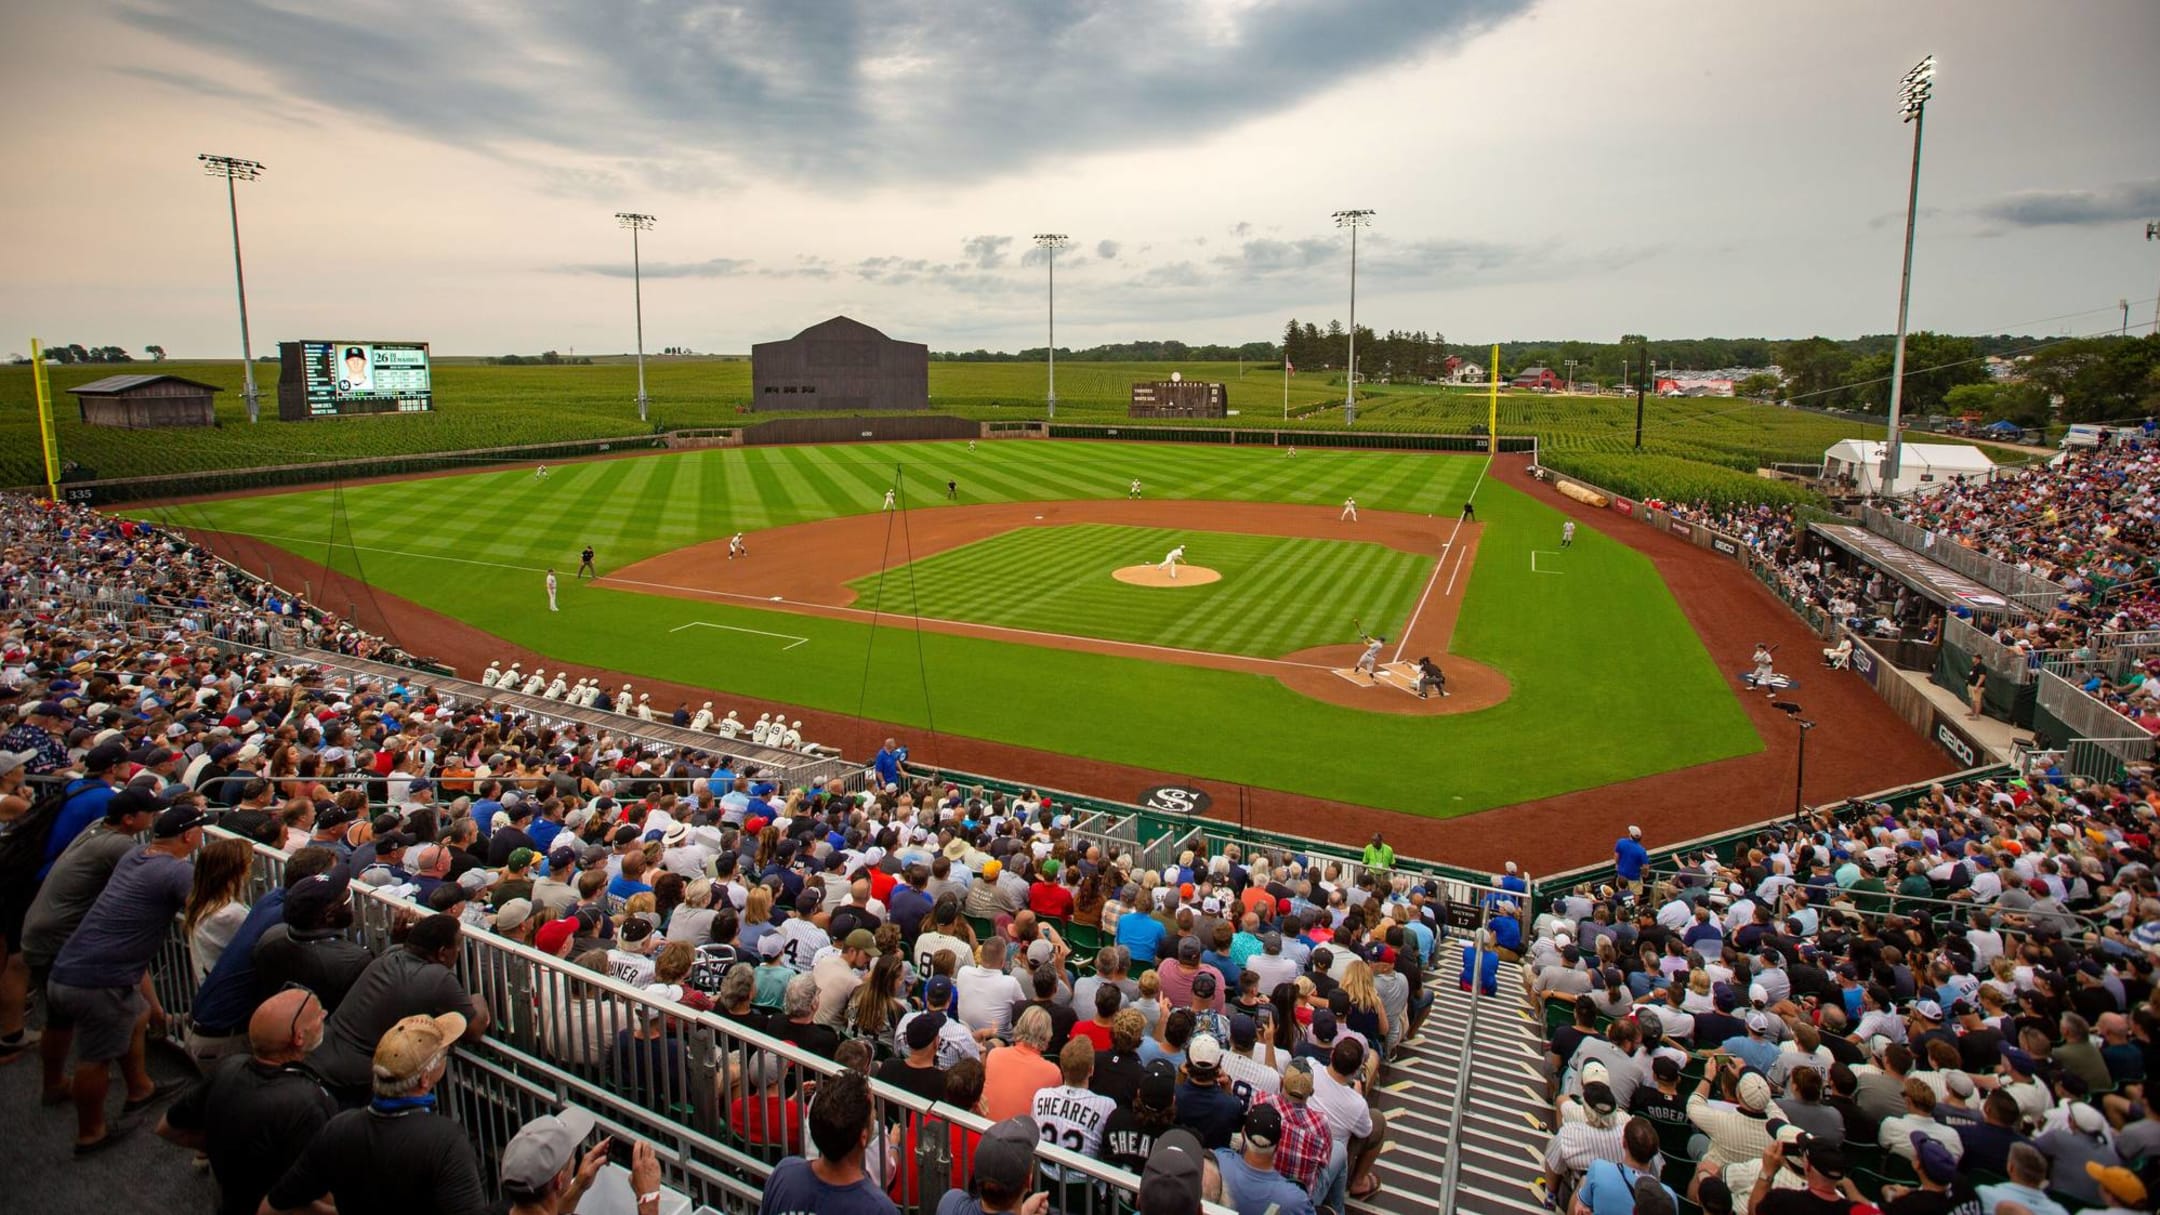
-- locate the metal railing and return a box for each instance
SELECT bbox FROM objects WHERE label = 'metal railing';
[1945,614,2043,686]
[154,827,1226,1215]
[1636,861,2104,936]
[2036,670,2153,762]
[1857,504,2065,614]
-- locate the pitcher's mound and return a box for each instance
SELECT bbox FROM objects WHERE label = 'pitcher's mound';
[1113,564,1221,588]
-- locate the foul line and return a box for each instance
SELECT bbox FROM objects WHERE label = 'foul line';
[172,530,551,574]
[668,621,809,650]
[1391,454,1491,665]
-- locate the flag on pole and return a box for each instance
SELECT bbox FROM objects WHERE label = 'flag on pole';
[1285,361,1295,374]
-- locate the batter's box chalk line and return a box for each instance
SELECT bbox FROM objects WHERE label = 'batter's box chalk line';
[1530,550,1567,574]
[669,621,809,650]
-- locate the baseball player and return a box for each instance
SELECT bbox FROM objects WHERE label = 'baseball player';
[545,569,559,612]
[716,711,743,738]
[882,488,897,511]
[1561,521,1576,548]
[728,532,746,559]
[1751,643,1777,695]
[946,479,958,500]
[780,720,804,749]
[1342,496,1358,522]
[535,464,550,479]
[751,713,776,745]
[968,439,977,451]
[522,669,547,695]
[1286,446,1297,458]
[1128,478,1142,500]
[1159,544,1186,579]
[636,694,654,722]
[500,664,521,691]
[1415,656,1448,699]
[578,545,596,579]
[481,662,502,688]
[691,702,714,731]
[1356,632,1386,676]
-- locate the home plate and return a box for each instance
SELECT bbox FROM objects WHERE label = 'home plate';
[1376,662,1424,694]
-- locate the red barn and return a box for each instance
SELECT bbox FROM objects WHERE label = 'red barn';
[1510,366,1562,391]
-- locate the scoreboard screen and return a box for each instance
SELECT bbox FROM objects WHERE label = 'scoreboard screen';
[277,340,433,419]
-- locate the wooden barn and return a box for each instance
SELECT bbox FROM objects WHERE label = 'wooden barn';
[750,316,929,412]
[66,374,222,428]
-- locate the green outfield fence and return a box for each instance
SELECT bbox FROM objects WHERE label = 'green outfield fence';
[1044,422,1537,453]
[26,433,670,505]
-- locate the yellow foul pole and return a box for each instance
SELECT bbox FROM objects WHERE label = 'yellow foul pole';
[1487,343,1499,442]
[31,338,61,501]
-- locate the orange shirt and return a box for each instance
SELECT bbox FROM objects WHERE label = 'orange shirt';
[980,1043,1060,1122]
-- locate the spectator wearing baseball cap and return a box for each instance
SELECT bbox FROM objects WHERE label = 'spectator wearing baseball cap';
[1213,1101,1317,1215]
[37,738,130,880]
[1137,1128,1208,1215]
[499,1108,662,1215]
[936,1113,1036,1215]
[308,913,488,1103]
[253,867,371,1015]
[1174,1033,1245,1149]
[877,1009,951,1104]
[261,1013,487,1215]
[758,1068,897,1215]
[43,799,203,1152]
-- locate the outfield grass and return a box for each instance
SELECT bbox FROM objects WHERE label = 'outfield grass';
[131,441,1761,819]
[843,524,1434,658]
[4,357,1906,486]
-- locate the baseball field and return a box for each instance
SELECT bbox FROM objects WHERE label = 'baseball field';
[132,438,1763,819]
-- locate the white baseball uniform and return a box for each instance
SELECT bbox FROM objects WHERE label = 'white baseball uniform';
[545,572,558,611]
[1160,545,1185,578]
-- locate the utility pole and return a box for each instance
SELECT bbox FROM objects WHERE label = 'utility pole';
[1333,209,1374,426]
[1565,358,1577,394]
[1634,339,1647,450]
[1033,234,1070,419]
[1882,54,1936,490]
[2124,298,2133,338]
[199,154,265,423]
[615,212,656,422]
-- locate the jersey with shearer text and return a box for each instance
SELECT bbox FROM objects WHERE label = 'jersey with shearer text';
[1033,1084,1117,1178]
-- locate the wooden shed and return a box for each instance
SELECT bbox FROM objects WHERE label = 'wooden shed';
[67,374,222,429]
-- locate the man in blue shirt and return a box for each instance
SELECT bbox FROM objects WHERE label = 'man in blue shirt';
[872,740,906,789]
[1613,826,1648,889]
[1574,1119,1677,1215]
[39,741,127,879]
[1720,1011,1780,1074]
[1213,1103,1316,1215]
[1116,895,1167,966]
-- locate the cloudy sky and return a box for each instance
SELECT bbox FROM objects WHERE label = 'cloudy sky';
[3,0,2156,358]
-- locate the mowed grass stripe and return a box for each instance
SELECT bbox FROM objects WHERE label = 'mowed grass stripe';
[768,446,866,523]
[852,524,1428,658]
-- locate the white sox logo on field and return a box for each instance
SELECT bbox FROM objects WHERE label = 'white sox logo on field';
[1138,784,1212,815]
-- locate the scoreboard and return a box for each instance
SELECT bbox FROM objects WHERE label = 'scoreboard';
[1129,379,1227,419]
[277,340,434,420]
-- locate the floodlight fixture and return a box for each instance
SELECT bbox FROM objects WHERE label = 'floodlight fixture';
[1881,57,1935,487]
[1332,211,1374,425]
[1034,235,1072,419]
[616,213,657,419]
[199,153,265,422]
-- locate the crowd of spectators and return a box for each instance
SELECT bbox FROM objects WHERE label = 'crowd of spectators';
[1524,774,2160,1214]
[0,491,1485,1215]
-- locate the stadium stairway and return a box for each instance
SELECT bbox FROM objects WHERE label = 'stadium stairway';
[1353,951,1550,1215]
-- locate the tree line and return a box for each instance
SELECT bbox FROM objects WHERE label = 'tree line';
[934,339,1278,362]
[12,343,150,364]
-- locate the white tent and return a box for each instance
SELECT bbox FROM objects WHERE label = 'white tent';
[1821,439,1996,498]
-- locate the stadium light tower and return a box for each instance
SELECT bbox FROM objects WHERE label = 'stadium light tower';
[616,212,656,422]
[1880,54,1935,491]
[2146,221,2160,334]
[199,154,265,423]
[1333,209,1374,425]
[1033,234,1071,419]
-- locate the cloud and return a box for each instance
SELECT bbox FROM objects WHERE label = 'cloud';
[117,0,1533,187]
[961,234,1013,270]
[1971,180,2160,228]
[560,257,754,278]
[1230,221,1253,238]
[1096,240,1121,260]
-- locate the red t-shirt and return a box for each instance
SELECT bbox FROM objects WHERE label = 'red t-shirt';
[1072,1019,1114,1051]
[1029,881,1075,919]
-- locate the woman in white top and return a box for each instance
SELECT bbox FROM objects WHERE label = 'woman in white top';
[185,836,257,982]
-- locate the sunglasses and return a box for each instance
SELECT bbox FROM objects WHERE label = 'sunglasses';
[278,981,320,1041]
